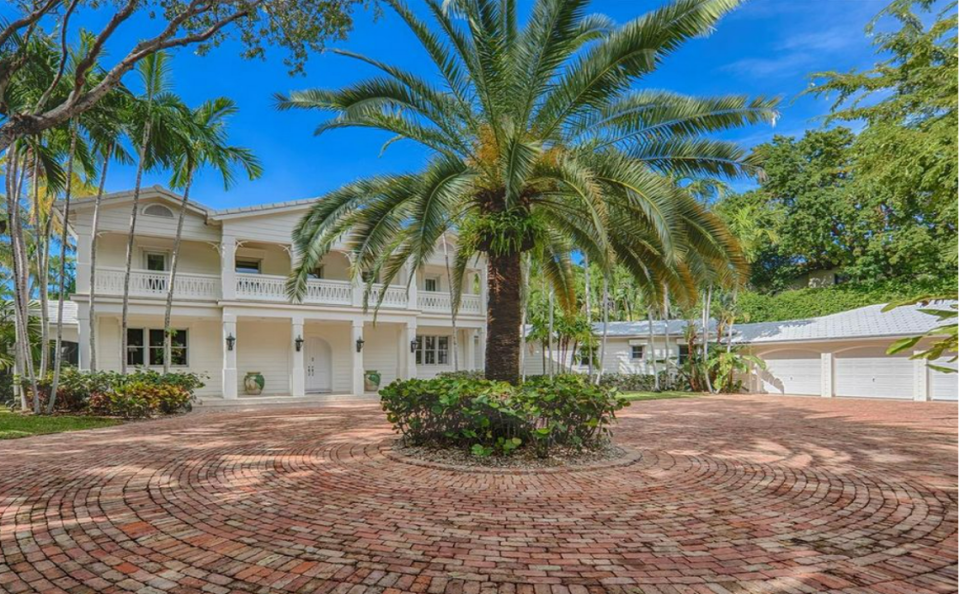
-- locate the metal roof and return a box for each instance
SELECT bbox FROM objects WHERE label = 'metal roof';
[730,302,955,344]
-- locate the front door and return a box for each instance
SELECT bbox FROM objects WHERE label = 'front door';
[305,337,332,393]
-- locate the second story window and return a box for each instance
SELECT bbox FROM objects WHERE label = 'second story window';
[424,276,440,292]
[236,259,261,274]
[309,265,325,280]
[145,252,167,272]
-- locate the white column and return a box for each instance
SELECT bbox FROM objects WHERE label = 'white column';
[291,316,305,397]
[820,352,834,398]
[221,235,237,300]
[466,329,477,371]
[913,351,930,402]
[351,319,365,396]
[76,234,92,293]
[407,264,419,311]
[222,314,238,399]
[77,303,91,371]
[403,320,417,379]
[478,327,487,373]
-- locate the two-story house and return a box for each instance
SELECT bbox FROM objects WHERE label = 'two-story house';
[61,186,488,400]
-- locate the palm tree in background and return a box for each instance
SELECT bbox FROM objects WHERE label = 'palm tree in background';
[162,98,261,372]
[119,51,188,374]
[282,0,777,383]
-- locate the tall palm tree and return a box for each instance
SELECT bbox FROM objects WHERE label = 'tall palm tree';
[119,51,187,374]
[162,97,260,372]
[278,0,777,383]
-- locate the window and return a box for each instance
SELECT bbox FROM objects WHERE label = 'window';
[678,345,690,363]
[143,204,174,218]
[361,269,378,284]
[145,252,167,271]
[127,328,188,367]
[631,345,645,360]
[309,265,325,280]
[437,336,449,365]
[235,259,261,274]
[424,277,440,292]
[415,334,450,366]
[579,347,594,366]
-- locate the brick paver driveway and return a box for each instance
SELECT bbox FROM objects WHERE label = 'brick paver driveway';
[1,395,956,594]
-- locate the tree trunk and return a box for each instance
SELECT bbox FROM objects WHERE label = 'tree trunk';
[47,123,78,413]
[519,256,528,381]
[662,285,671,384]
[584,255,592,378]
[648,306,659,391]
[597,276,608,385]
[88,141,113,372]
[484,251,522,384]
[441,234,459,371]
[31,157,50,379]
[163,171,193,374]
[121,122,152,374]
[702,286,714,394]
[547,288,555,378]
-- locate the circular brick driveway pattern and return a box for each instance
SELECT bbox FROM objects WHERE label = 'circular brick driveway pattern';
[0,395,956,594]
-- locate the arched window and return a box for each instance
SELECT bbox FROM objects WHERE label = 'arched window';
[143,204,174,218]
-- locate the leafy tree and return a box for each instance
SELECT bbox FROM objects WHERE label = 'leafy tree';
[0,0,364,151]
[279,0,777,383]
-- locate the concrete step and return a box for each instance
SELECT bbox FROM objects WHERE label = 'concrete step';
[195,393,380,408]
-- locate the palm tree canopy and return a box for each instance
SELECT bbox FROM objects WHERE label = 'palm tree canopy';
[277,0,779,381]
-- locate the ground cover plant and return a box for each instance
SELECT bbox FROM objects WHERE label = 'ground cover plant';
[380,375,624,457]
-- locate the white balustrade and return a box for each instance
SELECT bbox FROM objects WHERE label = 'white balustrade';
[369,283,409,308]
[94,267,220,300]
[417,292,483,314]
[235,273,287,301]
[303,279,353,305]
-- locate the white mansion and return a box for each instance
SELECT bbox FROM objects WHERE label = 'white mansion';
[56,186,955,403]
[62,186,488,400]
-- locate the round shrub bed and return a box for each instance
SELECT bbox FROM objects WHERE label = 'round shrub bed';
[379,374,625,462]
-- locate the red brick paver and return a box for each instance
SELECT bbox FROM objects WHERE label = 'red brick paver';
[0,395,956,593]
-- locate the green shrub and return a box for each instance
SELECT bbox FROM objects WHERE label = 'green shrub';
[435,370,485,381]
[88,381,193,418]
[380,375,624,456]
[34,369,204,416]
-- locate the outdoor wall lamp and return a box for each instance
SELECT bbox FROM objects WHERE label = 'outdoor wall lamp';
[410,339,419,353]
[356,338,365,353]
[226,334,236,351]
[295,335,304,352]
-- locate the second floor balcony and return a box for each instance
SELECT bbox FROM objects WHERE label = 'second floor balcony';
[90,267,483,315]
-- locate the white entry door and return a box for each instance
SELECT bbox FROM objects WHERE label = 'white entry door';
[835,347,913,399]
[304,337,332,393]
[758,350,822,395]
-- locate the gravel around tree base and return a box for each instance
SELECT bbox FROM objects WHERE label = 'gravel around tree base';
[393,440,629,470]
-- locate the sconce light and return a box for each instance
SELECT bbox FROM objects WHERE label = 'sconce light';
[410,339,419,353]
[295,335,304,352]
[226,334,236,351]
[355,338,365,353]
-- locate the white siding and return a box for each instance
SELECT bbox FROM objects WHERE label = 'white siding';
[94,315,222,398]
[73,197,219,242]
[222,211,303,243]
[364,324,401,386]
[237,320,290,395]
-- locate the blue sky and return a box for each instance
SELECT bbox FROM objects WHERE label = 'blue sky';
[96,0,890,209]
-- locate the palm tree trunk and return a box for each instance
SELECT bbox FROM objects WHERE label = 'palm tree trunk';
[648,306,659,391]
[519,255,528,382]
[5,145,40,413]
[47,124,78,413]
[702,286,714,394]
[88,141,113,372]
[662,285,671,384]
[484,251,522,384]
[121,122,152,374]
[547,288,555,379]
[163,170,193,374]
[597,276,608,385]
[584,255,592,378]
[29,156,50,379]
[441,234,459,371]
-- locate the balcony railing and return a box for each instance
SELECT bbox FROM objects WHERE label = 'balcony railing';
[418,292,483,314]
[90,268,483,314]
[94,267,221,300]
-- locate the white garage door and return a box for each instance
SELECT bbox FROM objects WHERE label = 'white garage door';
[930,362,958,401]
[835,347,913,399]
[759,351,821,395]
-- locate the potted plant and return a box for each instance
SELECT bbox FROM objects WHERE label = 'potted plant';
[244,371,264,395]
[364,370,381,392]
